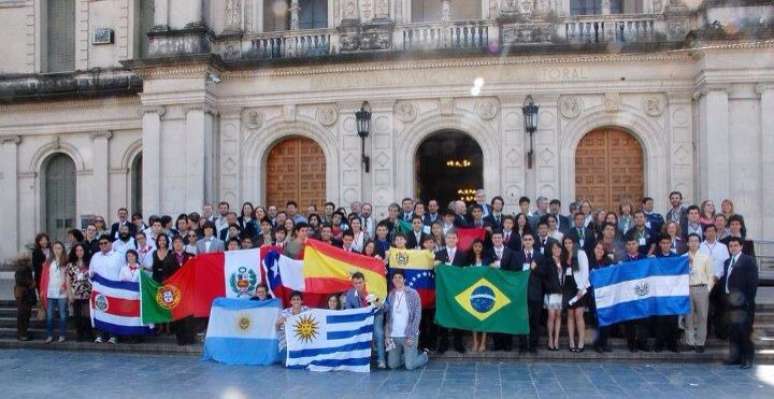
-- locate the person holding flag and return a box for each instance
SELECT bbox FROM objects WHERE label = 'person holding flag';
[385,270,428,370]
[342,272,386,369]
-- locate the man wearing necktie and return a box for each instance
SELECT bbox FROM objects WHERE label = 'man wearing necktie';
[720,237,758,369]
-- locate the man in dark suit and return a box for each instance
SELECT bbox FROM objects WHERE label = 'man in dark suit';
[110,207,136,240]
[405,215,429,250]
[423,199,441,226]
[720,237,759,369]
[489,229,519,351]
[511,232,544,353]
[620,237,650,352]
[483,196,506,230]
[549,199,571,235]
[434,229,468,354]
[534,221,558,258]
[565,212,596,257]
[398,197,415,222]
[501,216,520,252]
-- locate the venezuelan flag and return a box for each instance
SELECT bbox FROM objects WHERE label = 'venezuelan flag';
[388,248,436,308]
[303,239,388,301]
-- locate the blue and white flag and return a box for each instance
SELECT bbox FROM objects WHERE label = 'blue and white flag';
[202,297,281,365]
[285,306,375,372]
[590,257,690,326]
[90,273,153,336]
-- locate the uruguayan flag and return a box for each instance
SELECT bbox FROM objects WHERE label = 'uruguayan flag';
[285,306,374,372]
[202,298,281,365]
[590,257,690,326]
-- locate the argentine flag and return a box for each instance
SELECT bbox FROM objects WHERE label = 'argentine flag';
[285,306,375,372]
[202,298,281,365]
[590,257,690,327]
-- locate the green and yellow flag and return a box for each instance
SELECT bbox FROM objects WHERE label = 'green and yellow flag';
[434,265,529,334]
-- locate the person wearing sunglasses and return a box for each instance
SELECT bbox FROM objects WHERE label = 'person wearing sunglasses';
[88,235,122,344]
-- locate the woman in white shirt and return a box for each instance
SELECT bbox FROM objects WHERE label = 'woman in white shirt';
[349,217,368,253]
[45,241,69,343]
[561,236,590,353]
[118,250,142,283]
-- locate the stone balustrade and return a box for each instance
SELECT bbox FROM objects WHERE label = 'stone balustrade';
[560,14,659,44]
[247,28,337,59]
[396,21,493,51]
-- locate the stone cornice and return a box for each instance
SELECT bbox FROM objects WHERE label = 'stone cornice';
[0,96,139,112]
[755,83,774,94]
[138,105,167,117]
[222,52,695,80]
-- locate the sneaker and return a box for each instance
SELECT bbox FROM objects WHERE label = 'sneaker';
[108,337,118,344]
[377,361,386,369]
[94,337,104,343]
[57,336,66,343]
[44,337,54,344]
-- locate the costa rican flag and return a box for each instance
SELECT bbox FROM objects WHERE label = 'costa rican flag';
[90,273,153,336]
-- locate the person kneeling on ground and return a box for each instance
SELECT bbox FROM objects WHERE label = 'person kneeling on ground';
[385,270,428,370]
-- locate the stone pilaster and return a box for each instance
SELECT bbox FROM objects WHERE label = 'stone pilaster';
[141,106,164,216]
[184,105,218,212]
[219,108,243,206]
[758,83,774,240]
[90,131,112,220]
[700,87,730,202]
[0,136,21,257]
[499,96,527,213]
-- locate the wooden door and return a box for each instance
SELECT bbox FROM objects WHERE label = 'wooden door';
[575,128,643,212]
[266,137,326,209]
[45,154,76,241]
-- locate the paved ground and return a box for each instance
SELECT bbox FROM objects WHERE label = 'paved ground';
[1,349,773,399]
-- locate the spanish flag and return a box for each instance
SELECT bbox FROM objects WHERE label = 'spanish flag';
[303,239,388,301]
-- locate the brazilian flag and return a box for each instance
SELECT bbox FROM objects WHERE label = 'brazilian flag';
[434,265,529,334]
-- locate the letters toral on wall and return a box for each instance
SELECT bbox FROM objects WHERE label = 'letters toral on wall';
[537,67,590,82]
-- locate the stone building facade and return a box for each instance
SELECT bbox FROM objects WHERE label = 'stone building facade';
[0,0,773,260]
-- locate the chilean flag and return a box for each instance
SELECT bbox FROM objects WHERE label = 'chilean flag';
[388,248,436,308]
[90,273,153,336]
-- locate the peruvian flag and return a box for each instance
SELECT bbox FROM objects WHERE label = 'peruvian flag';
[142,247,277,321]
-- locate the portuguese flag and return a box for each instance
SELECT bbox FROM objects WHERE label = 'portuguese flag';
[139,247,274,324]
[434,265,529,335]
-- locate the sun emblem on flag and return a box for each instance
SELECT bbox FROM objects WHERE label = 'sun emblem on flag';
[229,266,258,297]
[634,281,649,297]
[156,285,181,310]
[293,314,319,343]
[237,315,251,331]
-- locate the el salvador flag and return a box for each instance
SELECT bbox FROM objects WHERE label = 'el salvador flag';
[285,306,375,372]
[590,257,690,327]
[202,298,282,365]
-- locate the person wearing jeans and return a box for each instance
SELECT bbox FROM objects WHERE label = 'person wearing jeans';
[44,241,69,343]
[385,270,428,370]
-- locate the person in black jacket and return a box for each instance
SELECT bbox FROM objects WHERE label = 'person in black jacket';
[720,237,759,369]
[31,233,50,292]
[538,241,565,351]
[588,242,614,353]
[565,212,596,258]
[512,232,544,354]
[434,229,468,354]
[620,237,650,352]
[14,257,36,341]
[489,230,519,351]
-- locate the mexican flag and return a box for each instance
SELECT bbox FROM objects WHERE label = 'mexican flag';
[434,265,529,335]
[140,247,274,324]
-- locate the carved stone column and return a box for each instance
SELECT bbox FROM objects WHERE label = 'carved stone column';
[141,107,164,216]
[224,0,243,33]
[148,0,211,57]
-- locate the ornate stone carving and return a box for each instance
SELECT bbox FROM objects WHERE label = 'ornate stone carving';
[395,102,417,123]
[316,105,338,126]
[341,0,358,20]
[604,92,621,113]
[242,109,264,130]
[224,0,242,31]
[501,23,553,45]
[519,0,534,15]
[360,21,394,50]
[374,0,389,19]
[441,0,451,22]
[559,96,583,119]
[359,0,373,21]
[475,99,499,120]
[642,95,665,117]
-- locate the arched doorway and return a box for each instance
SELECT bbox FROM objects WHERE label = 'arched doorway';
[44,153,76,241]
[416,131,483,207]
[266,137,326,209]
[575,128,644,212]
[130,153,143,215]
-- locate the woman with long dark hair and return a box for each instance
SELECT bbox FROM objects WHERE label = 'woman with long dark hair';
[561,236,589,353]
[31,233,51,292]
[540,241,565,351]
[66,243,93,341]
[588,241,613,353]
[44,241,68,343]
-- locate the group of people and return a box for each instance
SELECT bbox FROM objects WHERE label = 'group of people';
[13,190,759,369]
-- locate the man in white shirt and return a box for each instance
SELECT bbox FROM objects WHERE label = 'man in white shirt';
[685,233,715,353]
[699,225,729,280]
[684,205,703,240]
[89,235,123,344]
[214,201,231,233]
[111,224,135,257]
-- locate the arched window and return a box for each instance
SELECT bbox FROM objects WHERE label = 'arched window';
[44,154,77,241]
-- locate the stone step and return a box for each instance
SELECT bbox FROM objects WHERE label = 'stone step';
[1,338,772,363]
